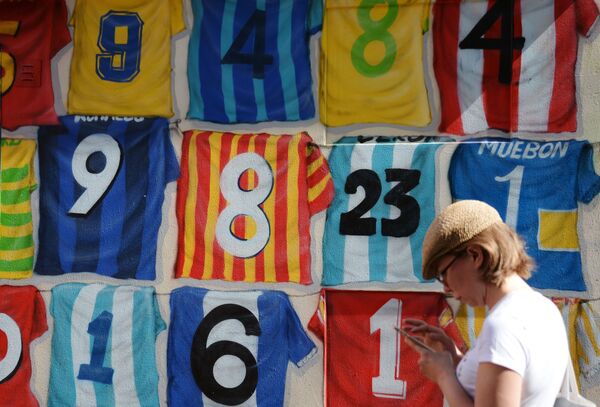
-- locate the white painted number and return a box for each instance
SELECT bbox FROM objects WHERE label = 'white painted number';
[69,134,122,215]
[370,299,406,399]
[216,152,273,258]
[0,313,22,382]
[494,165,524,230]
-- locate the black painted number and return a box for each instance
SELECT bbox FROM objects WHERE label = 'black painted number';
[191,304,261,406]
[340,169,420,237]
[221,10,273,79]
[459,0,525,84]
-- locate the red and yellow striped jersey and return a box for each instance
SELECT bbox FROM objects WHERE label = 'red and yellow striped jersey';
[176,130,333,284]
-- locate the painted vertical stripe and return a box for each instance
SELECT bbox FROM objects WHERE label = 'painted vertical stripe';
[203,133,221,279]
[90,287,116,407]
[264,134,282,282]
[252,136,268,283]
[457,1,487,134]
[368,143,393,282]
[547,0,577,133]
[286,136,301,282]
[187,0,205,118]
[181,133,198,278]
[386,143,418,282]
[221,1,238,122]
[212,134,234,280]
[343,143,375,283]
[112,287,141,407]
[277,0,299,119]
[58,126,79,274]
[242,135,258,282]
[72,284,104,407]
[518,0,556,130]
[322,140,349,285]
[192,132,212,279]
[263,0,286,121]
[409,144,438,281]
[97,121,126,277]
[223,135,241,281]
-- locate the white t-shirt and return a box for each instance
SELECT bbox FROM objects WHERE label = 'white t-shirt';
[456,289,569,406]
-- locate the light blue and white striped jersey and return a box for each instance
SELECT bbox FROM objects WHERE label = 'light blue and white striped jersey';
[48,284,165,407]
[323,136,450,285]
[168,287,316,407]
[187,0,322,123]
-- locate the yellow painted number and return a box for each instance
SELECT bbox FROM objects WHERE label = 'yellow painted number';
[0,20,19,95]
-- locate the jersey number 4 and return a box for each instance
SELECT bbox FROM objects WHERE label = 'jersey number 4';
[340,168,421,237]
[459,0,525,84]
[221,10,273,79]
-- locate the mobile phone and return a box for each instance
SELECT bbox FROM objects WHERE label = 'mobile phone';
[395,326,435,352]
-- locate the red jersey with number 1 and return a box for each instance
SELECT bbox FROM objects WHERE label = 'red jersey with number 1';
[0,285,47,407]
[176,130,334,284]
[0,0,70,130]
[309,290,464,406]
[433,0,599,135]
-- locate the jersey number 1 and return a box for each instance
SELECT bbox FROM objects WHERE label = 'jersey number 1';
[370,299,407,399]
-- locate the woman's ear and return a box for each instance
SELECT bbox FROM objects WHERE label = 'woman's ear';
[466,245,484,269]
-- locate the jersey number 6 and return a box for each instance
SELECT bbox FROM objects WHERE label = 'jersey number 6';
[0,313,22,383]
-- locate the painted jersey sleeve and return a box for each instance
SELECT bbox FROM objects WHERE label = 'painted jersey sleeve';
[306,140,334,215]
[577,142,600,204]
[576,0,599,36]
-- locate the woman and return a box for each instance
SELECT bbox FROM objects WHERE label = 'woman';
[404,200,569,407]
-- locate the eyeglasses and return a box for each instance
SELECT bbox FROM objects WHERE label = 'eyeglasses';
[435,251,464,285]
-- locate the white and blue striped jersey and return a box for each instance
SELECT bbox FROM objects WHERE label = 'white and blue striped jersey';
[48,284,165,407]
[323,136,450,285]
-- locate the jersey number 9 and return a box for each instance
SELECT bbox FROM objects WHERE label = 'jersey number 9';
[96,11,143,82]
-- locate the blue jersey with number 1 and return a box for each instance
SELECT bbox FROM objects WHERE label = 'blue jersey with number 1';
[187,0,322,123]
[450,138,600,291]
[35,116,179,280]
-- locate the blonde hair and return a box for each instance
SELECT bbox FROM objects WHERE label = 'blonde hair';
[452,222,534,286]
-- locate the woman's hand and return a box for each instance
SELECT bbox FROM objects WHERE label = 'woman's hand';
[405,341,456,384]
[403,318,463,365]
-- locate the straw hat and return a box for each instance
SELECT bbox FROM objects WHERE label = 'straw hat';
[422,200,503,280]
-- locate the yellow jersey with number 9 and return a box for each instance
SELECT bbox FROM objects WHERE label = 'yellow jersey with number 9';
[320,0,431,127]
[67,0,185,117]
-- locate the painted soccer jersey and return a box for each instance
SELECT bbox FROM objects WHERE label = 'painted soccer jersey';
[187,0,322,123]
[449,138,600,291]
[309,290,464,406]
[67,0,185,117]
[320,0,431,127]
[455,299,600,387]
[450,138,600,291]
[0,139,36,279]
[49,283,165,407]
[176,130,334,284]
[0,285,47,407]
[0,0,70,130]
[168,287,316,407]
[35,116,179,280]
[433,0,599,135]
[323,136,450,285]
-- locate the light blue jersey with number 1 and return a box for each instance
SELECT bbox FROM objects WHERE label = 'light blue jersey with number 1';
[48,283,165,407]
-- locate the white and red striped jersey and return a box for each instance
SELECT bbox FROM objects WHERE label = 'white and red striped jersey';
[433,0,599,136]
